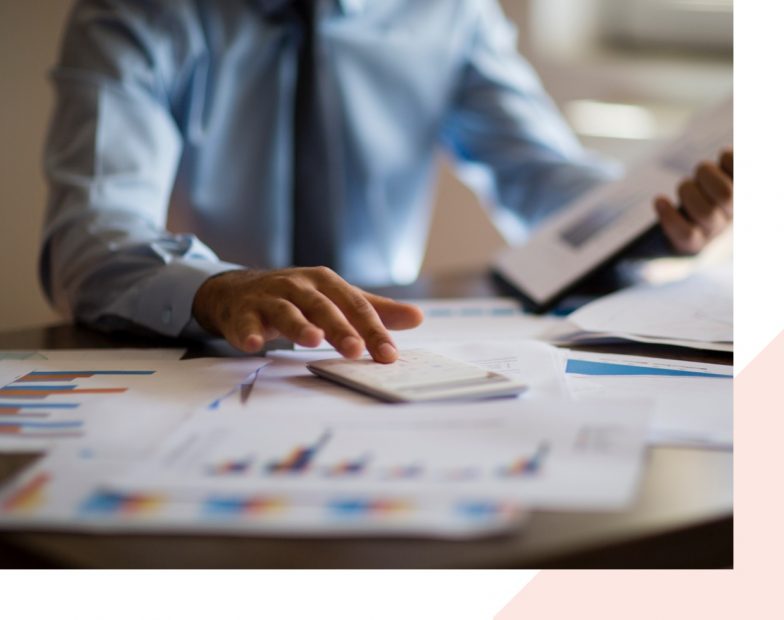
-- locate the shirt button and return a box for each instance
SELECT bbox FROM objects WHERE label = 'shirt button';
[162,305,173,325]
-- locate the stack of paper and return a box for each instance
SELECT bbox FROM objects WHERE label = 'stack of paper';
[0,358,267,455]
[559,350,733,448]
[0,452,527,538]
[547,263,733,352]
[0,383,648,537]
[0,342,651,538]
[0,290,733,539]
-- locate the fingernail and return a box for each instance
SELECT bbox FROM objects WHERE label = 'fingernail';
[300,326,323,345]
[244,335,264,352]
[378,342,397,361]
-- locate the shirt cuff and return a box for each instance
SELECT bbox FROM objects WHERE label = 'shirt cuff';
[132,258,244,338]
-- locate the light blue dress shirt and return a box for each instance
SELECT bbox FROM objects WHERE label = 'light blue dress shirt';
[41,0,618,338]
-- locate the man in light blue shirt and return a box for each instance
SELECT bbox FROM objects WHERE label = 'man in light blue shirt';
[41,0,733,362]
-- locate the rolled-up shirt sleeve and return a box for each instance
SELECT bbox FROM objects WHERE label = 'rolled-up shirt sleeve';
[40,0,240,337]
[441,1,623,240]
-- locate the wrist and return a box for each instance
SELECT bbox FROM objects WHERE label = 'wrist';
[192,269,244,335]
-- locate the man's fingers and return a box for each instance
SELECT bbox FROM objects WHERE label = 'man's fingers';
[290,289,365,359]
[695,161,733,210]
[262,299,324,348]
[364,293,425,330]
[719,149,733,179]
[318,284,399,363]
[655,196,706,254]
[677,180,727,237]
[226,310,268,353]
[193,268,426,362]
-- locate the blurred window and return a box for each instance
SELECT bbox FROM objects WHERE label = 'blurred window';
[600,0,733,53]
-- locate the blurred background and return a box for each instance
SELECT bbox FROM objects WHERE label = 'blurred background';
[0,0,732,331]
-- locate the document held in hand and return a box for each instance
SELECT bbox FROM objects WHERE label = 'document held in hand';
[493,97,733,312]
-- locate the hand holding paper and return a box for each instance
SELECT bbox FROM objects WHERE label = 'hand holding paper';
[656,148,733,254]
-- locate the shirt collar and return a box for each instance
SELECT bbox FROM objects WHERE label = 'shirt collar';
[338,0,365,14]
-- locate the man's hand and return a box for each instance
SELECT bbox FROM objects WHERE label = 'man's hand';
[655,148,733,254]
[192,267,424,363]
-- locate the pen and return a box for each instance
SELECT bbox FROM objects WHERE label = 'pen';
[207,364,266,410]
[239,367,263,405]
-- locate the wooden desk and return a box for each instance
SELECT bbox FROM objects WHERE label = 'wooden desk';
[0,272,732,568]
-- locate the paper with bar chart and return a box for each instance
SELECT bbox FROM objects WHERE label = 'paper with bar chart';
[107,395,649,510]
[0,350,651,537]
[560,350,733,447]
[0,359,268,455]
[0,450,528,538]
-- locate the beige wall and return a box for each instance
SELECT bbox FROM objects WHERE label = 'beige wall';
[0,0,70,330]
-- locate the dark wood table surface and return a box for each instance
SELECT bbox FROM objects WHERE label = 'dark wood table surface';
[0,271,733,568]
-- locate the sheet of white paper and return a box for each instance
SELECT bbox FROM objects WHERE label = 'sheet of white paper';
[0,453,526,538]
[0,358,268,456]
[0,352,648,538]
[108,395,650,511]
[561,350,733,448]
[420,340,569,399]
[493,98,732,307]
[0,349,186,361]
[541,324,734,353]
[215,340,570,416]
[568,262,732,345]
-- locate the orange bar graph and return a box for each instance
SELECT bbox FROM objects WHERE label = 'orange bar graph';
[0,388,127,397]
[14,374,95,382]
[121,494,164,515]
[245,497,286,515]
[1,472,49,512]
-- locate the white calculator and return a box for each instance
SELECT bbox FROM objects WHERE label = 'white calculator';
[306,349,527,403]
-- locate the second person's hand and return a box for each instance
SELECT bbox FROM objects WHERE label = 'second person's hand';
[192,267,424,363]
[655,148,733,254]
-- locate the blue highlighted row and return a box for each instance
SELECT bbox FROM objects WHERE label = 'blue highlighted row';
[0,402,80,409]
[565,359,731,378]
[25,370,155,376]
[427,307,521,318]
[0,420,83,429]
[2,385,77,391]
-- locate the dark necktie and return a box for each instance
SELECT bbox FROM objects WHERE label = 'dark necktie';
[262,0,337,269]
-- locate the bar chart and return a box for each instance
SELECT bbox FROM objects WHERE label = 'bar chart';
[0,472,50,513]
[0,369,155,440]
[208,457,254,476]
[79,490,164,517]
[497,442,549,478]
[203,495,287,517]
[265,431,331,474]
